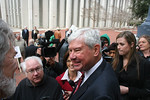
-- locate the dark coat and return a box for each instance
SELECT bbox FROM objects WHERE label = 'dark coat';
[32,30,38,40]
[22,29,29,40]
[138,51,150,61]
[25,44,38,58]
[44,62,63,78]
[59,40,68,64]
[115,56,150,100]
[69,59,120,100]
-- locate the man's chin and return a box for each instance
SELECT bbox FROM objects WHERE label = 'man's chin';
[32,79,42,86]
[0,74,16,98]
[73,66,82,71]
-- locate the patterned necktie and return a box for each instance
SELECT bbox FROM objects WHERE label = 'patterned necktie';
[74,73,84,94]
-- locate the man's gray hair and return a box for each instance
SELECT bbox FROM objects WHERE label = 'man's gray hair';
[68,28,101,48]
[0,19,15,69]
[29,39,34,45]
[21,56,43,73]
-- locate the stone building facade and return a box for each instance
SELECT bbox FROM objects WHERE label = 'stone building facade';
[0,0,132,30]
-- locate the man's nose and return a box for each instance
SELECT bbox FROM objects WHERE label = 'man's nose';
[69,52,76,60]
[33,70,38,75]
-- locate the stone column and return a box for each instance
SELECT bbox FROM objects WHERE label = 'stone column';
[0,0,7,22]
[12,0,17,27]
[49,0,57,29]
[79,0,84,28]
[42,0,49,28]
[59,0,65,28]
[17,0,21,28]
[73,0,79,27]
[5,0,11,25]
[96,0,101,27]
[28,0,33,30]
[106,0,113,28]
[33,0,39,28]
[89,0,94,27]
[16,0,19,27]
[123,0,130,27]
[20,0,28,28]
[113,0,119,28]
[116,0,121,27]
[100,0,107,28]
[66,0,72,28]
[9,0,14,26]
[84,0,90,27]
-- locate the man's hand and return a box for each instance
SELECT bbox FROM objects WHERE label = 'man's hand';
[63,91,72,100]
[120,85,129,94]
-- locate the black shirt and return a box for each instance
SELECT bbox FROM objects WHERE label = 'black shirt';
[7,75,63,100]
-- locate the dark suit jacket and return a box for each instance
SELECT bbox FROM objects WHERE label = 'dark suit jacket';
[32,30,38,40]
[22,29,29,40]
[69,59,120,100]
[25,45,38,58]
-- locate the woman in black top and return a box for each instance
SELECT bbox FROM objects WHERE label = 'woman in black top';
[112,31,150,100]
[138,35,150,61]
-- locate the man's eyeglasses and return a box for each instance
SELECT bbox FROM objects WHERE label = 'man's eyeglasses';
[27,67,43,74]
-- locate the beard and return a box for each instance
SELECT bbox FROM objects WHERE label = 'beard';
[0,73,16,98]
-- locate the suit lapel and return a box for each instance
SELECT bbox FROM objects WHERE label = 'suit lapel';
[70,60,107,100]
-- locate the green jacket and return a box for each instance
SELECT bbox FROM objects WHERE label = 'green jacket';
[100,34,110,45]
[49,35,55,47]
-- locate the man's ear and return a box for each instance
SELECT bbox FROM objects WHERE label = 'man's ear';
[93,44,100,56]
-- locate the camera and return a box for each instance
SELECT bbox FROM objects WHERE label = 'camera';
[37,30,60,57]
[38,38,59,57]
[102,47,113,63]
[38,37,66,57]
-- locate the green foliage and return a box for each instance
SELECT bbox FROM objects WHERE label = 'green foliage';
[127,20,143,27]
[131,0,150,21]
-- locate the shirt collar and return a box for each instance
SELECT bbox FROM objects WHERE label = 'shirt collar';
[82,57,103,85]
[61,69,82,82]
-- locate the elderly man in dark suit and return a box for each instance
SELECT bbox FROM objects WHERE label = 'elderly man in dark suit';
[22,26,29,45]
[68,28,120,100]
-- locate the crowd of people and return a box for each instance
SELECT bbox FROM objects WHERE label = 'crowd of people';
[1,19,150,100]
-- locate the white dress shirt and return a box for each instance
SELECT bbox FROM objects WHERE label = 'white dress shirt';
[61,69,82,83]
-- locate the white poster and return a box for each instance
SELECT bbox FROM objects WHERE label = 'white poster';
[14,46,22,58]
